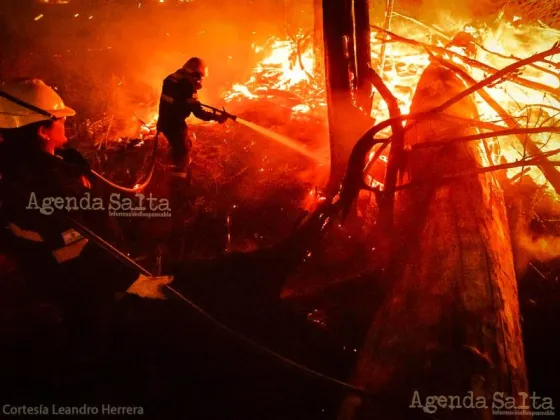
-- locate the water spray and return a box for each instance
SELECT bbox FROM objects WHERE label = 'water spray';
[200,103,325,163]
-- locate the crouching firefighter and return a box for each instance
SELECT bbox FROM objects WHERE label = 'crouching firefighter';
[157,57,229,184]
[0,79,175,356]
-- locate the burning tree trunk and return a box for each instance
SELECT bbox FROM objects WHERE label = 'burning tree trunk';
[340,63,528,419]
[353,0,373,115]
[322,0,373,194]
[322,0,356,194]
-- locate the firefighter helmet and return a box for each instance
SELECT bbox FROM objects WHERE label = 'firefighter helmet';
[0,78,75,129]
[182,57,207,76]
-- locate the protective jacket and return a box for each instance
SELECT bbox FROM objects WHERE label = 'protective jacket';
[0,145,138,319]
[157,71,217,133]
[156,71,218,170]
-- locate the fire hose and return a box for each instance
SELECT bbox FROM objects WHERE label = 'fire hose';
[0,89,238,194]
[96,104,238,191]
[0,88,158,193]
[0,91,443,417]
[0,176,399,411]
[0,89,387,404]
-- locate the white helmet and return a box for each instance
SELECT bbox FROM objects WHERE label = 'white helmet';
[0,78,76,129]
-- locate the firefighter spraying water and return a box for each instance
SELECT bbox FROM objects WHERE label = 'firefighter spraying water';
[157,56,324,186]
[155,57,325,261]
[156,57,228,184]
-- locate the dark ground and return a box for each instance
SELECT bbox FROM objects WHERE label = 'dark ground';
[1,126,559,419]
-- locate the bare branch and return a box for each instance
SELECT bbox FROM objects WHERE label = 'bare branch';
[520,104,560,115]
[412,113,522,133]
[367,68,404,228]
[396,147,560,192]
[433,55,560,195]
[377,0,395,77]
[341,46,560,208]
[338,68,404,222]
[364,141,389,174]
[431,45,560,114]
[370,25,560,99]
[509,168,531,183]
[414,126,560,149]
[475,43,560,80]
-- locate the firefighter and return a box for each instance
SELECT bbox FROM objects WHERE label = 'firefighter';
[157,57,228,181]
[0,79,173,337]
[156,58,228,260]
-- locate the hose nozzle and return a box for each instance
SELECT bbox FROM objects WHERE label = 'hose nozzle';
[222,106,237,122]
[200,102,237,122]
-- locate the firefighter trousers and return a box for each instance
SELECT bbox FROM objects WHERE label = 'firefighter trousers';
[159,127,196,260]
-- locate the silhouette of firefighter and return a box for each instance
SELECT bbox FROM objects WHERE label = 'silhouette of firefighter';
[157,57,228,182]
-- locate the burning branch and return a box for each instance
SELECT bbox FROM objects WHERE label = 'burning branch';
[396,147,560,192]
[430,44,560,116]
[338,138,386,220]
[338,67,403,221]
[431,53,560,195]
[289,31,314,81]
[363,142,389,175]
[521,104,560,114]
[427,114,524,132]
[371,25,560,99]
[475,43,560,80]
[413,126,560,149]
[377,0,395,78]
[368,67,404,229]
[373,113,530,166]
[340,44,560,208]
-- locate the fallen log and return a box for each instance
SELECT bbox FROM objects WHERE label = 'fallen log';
[340,60,529,419]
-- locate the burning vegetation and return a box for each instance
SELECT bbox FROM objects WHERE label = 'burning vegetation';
[1,0,560,418]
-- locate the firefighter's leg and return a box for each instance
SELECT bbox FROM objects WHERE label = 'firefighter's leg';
[168,130,193,203]
[166,130,193,261]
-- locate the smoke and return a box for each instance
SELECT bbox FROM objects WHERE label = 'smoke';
[505,180,560,277]
[512,217,560,279]
[0,0,287,123]
[516,228,560,264]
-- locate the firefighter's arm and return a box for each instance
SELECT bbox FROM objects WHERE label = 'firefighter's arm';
[191,100,224,122]
[160,78,192,114]
[60,238,174,300]
[51,231,174,300]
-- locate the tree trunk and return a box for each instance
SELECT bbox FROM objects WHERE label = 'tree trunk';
[353,0,373,115]
[322,0,357,194]
[323,0,374,195]
[339,63,528,419]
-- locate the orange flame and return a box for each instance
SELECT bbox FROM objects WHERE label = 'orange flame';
[224,15,559,196]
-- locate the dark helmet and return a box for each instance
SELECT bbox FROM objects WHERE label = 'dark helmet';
[182,57,207,76]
